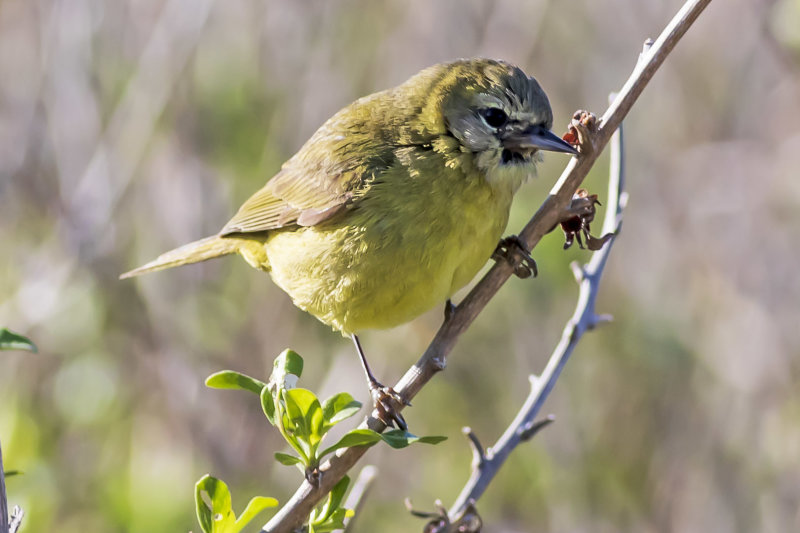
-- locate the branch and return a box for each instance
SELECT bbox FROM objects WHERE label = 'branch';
[7,508,21,533]
[1,440,7,533]
[337,466,378,533]
[261,1,711,530]
[448,87,630,518]
[1,441,24,533]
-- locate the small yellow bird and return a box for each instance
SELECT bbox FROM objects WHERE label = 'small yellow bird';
[122,58,577,427]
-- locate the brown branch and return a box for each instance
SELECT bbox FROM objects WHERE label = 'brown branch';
[261,1,712,531]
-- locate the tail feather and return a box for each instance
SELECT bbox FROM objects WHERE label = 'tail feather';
[120,235,240,279]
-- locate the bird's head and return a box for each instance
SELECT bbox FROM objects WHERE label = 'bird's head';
[413,59,576,189]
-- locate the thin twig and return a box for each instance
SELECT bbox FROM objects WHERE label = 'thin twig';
[336,466,378,533]
[1,440,8,533]
[462,427,485,470]
[1,441,23,533]
[8,507,22,533]
[261,1,711,531]
[448,84,630,518]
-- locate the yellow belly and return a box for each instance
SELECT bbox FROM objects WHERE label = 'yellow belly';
[257,171,514,335]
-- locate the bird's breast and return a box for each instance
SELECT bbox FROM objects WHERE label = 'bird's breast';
[264,154,514,334]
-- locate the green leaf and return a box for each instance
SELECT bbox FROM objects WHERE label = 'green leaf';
[0,328,37,353]
[319,429,382,459]
[321,475,350,521]
[321,392,362,428]
[379,429,447,449]
[269,349,304,390]
[273,452,304,467]
[310,508,355,532]
[260,385,277,426]
[233,496,278,531]
[282,388,324,448]
[195,474,277,533]
[310,476,353,532]
[205,370,266,395]
[195,474,235,533]
[260,349,306,426]
[323,508,354,531]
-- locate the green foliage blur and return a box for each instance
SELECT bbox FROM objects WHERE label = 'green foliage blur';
[0,329,36,354]
[2,1,800,532]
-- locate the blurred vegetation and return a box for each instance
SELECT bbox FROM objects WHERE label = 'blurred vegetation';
[1,0,799,532]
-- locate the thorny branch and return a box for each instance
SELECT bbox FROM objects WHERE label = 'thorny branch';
[261,1,712,531]
[447,91,630,522]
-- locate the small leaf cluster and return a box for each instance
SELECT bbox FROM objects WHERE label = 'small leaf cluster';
[196,349,445,533]
[206,349,445,478]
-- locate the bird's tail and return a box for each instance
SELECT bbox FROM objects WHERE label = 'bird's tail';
[120,235,241,279]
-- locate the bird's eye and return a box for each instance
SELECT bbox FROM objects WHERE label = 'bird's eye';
[479,108,508,129]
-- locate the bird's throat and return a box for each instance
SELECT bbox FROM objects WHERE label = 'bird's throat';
[500,147,537,165]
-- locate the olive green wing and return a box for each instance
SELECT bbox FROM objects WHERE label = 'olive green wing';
[220,118,395,235]
[219,80,444,236]
[219,166,355,234]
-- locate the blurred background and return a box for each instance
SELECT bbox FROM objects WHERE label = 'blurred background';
[1,0,799,531]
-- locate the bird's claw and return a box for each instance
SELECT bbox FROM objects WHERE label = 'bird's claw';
[562,110,599,157]
[369,381,409,431]
[492,235,538,279]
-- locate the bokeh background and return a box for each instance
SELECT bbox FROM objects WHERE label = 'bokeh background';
[2,0,799,531]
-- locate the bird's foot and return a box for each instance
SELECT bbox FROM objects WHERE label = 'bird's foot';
[492,235,538,279]
[560,188,615,251]
[368,379,409,431]
[562,110,599,157]
[351,333,410,430]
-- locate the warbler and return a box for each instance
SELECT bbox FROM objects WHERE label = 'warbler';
[122,58,577,427]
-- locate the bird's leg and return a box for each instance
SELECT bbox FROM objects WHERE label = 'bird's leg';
[351,334,408,430]
[444,298,456,322]
[492,235,538,279]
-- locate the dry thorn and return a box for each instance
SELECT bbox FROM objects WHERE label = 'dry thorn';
[519,415,556,442]
[462,427,486,469]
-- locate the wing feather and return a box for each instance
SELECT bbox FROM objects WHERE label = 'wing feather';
[219,65,450,236]
[219,165,365,235]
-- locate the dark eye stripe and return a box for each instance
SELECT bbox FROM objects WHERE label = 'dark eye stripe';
[479,108,508,129]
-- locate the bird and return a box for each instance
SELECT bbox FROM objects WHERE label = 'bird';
[121,58,578,428]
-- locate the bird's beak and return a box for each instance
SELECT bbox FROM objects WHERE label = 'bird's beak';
[502,125,578,155]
